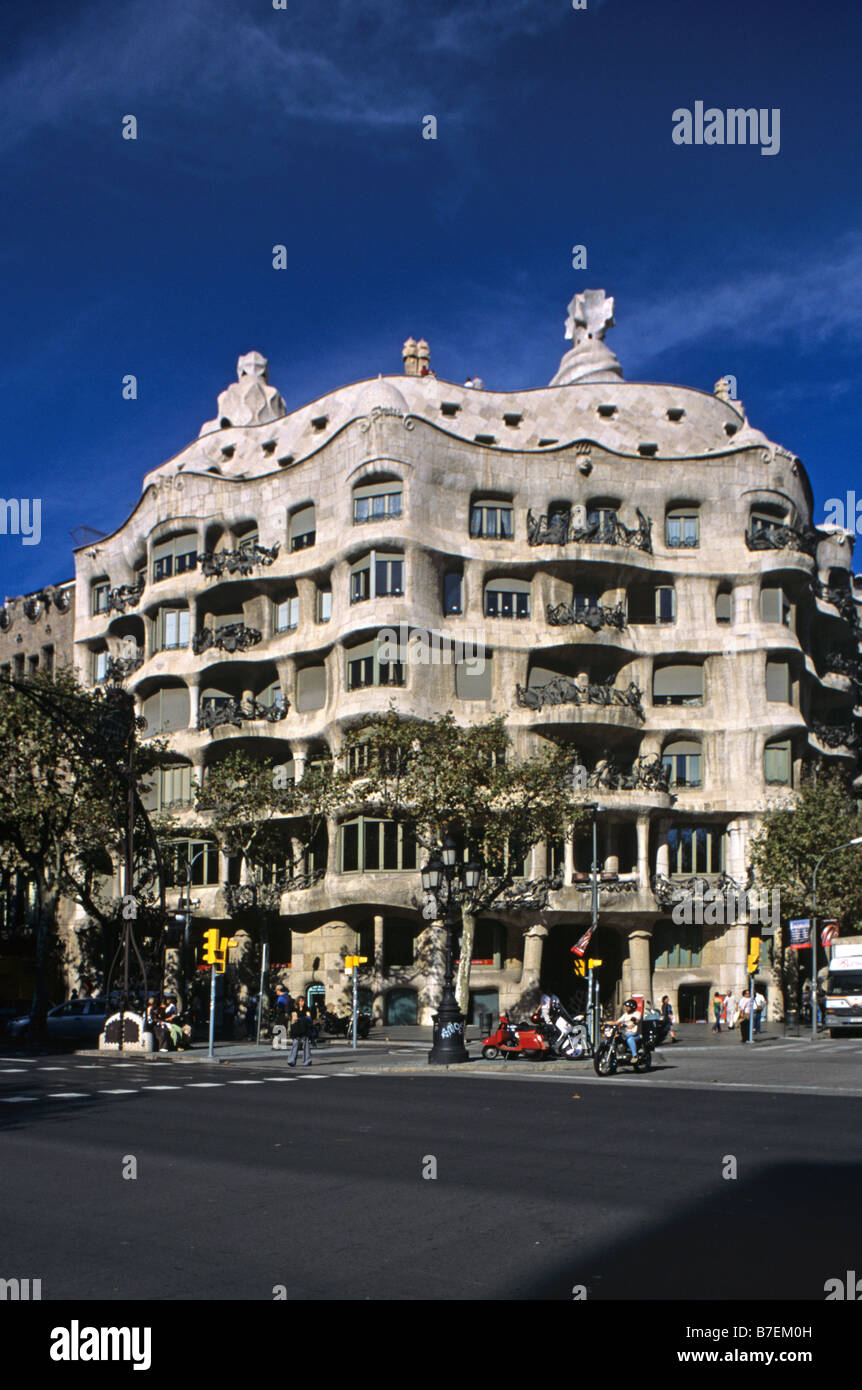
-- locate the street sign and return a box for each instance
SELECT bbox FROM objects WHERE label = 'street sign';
[789,919,812,950]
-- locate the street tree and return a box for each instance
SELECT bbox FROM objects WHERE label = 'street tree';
[336,711,589,1013]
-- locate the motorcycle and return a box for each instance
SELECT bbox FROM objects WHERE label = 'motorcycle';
[593,1017,665,1075]
[533,998,591,1059]
[482,1012,552,1060]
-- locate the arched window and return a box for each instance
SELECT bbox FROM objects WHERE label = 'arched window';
[484,577,530,619]
[142,685,190,736]
[296,664,326,712]
[353,479,402,524]
[152,532,197,582]
[289,504,316,552]
[662,740,703,788]
[764,738,792,785]
[715,586,733,624]
[653,664,704,706]
[666,506,700,549]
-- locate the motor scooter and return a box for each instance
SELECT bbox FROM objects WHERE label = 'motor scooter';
[481,1012,552,1060]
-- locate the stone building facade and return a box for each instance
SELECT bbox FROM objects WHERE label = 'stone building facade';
[61,295,861,1024]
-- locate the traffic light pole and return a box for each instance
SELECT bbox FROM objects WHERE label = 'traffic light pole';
[352,960,358,1051]
[208,964,216,1060]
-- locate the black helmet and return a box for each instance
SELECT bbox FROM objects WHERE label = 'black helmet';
[624,998,637,1009]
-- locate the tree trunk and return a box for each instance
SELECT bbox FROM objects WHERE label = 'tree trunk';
[455,909,476,1015]
[418,920,446,1023]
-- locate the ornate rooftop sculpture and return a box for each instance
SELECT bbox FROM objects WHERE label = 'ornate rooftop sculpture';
[550,289,624,386]
[199,351,287,436]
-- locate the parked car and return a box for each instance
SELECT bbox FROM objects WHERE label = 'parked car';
[8,998,108,1045]
[0,999,35,1038]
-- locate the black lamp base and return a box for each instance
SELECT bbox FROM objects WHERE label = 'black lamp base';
[428,987,469,1065]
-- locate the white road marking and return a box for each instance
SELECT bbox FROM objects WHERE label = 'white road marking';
[36,1066,67,1071]
[228,1079,264,1085]
[142,1085,181,1091]
[0,1068,28,1073]
[100,1089,138,1095]
[185,1082,225,1088]
[45,1092,89,1098]
[1,1096,37,1103]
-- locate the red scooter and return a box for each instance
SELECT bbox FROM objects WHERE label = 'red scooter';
[481,1012,552,1060]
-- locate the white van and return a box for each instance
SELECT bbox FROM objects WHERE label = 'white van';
[825,941,862,1037]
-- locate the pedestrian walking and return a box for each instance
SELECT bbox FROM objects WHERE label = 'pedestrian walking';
[725,992,737,1030]
[288,995,313,1067]
[246,993,258,1040]
[711,991,723,1034]
[737,989,753,1043]
[753,988,766,1035]
[660,994,678,1043]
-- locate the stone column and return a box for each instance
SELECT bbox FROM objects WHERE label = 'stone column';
[373,913,385,976]
[628,928,653,1001]
[636,815,650,888]
[563,831,575,885]
[520,923,548,997]
[604,822,619,874]
[655,819,671,878]
[188,678,200,728]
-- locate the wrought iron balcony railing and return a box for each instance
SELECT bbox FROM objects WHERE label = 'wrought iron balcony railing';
[812,579,861,628]
[199,543,280,579]
[571,877,639,894]
[198,697,288,731]
[527,508,653,554]
[822,651,862,686]
[547,601,627,630]
[516,677,646,721]
[192,623,263,655]
[587,753,671,792]
[651,871,748,911]
[99,655,144,683]
[745,522,819,557]
[106,583,144,614]
[810,720,859,750]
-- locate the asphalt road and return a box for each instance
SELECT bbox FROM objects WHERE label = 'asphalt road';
[2,1049,861,1301]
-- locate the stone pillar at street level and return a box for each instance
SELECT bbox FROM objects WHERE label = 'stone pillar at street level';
[520,923,548,998]
[627,929,653,1002]
[636,815,650,889]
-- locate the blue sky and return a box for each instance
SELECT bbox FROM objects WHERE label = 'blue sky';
[2,0,861,594]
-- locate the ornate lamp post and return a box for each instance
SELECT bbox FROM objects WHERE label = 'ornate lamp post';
[424,835,482,1065]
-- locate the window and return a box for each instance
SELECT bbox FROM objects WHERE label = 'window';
[666,508,700,549]
[572,590,600,615]
[764,739,792,785]
[766,660,791,703]
[443,572,463,616]
[41,645,54,677]
[92,650,108,683]
[141,687,190,736]
[353,482,402,524]
[652,921,703,969]
[350,553,404,604]
[317,586,332,623]
[484,578,530,619]
[257,681,285,712]
[666,825,726,876]
[163,839,220,888]
[142,764,193,813]
[384,921,418,971]
[662,740,703,789]
[236,529,259,552]
[653,664,704,706]
[152,534,198,582]
[289,505,316,552]
[628,584,675,625]
[346,638,404,691]
[470,501,513,540]
[296,665,326,712]
[92,582,110,616]
[715,589,733,624]
[455,652,492,700]
[587,503,618,542]
[760,585,793,627]
[749,509,788,544]
[338,817,417,872]
[155,608,190,652]
[275,596,299,632]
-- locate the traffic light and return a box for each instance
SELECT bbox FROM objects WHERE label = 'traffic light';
[572,956,585,977]
[215,936,239,975]
[202,928,220,966]
[747,937,762,976]
[344,954,369,972]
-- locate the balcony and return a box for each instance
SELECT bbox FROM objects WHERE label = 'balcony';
[809,720,859,752]
[812,579,861,628]
[822,651,862,687]
[199,544,280,580]
[98,654,144,683]
[651,872,748,911]
[527,508,653,554]
[547,601,626,631]
[198,696,289,732]
[192,623,262,655]
[105,583,144,614]
[515,677,646,721]
[745,522,818,557]
[587,753,670,792]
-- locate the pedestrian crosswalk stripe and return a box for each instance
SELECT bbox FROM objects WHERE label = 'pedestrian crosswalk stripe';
[229,1079,264,1085]
[100,1089,137,1094]
[142,1085,181,1090]
[46,1092,88,1098]
[1,1095,37,1102]
[185,1082,225,1087]
[0,1067,27,1072]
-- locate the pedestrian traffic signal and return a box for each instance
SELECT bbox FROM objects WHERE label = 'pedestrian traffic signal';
[202,928,220,965]
[344,955,368,971]
[572,957,585,977]
[747,938,761,975]
[214,936,239,974]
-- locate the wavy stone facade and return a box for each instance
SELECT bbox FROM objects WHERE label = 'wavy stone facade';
[69,295,862,1024]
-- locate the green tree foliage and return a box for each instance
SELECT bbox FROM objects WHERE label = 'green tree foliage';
[337,711,589,1011]
[751,767,862,928]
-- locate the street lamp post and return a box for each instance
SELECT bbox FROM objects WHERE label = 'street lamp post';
[424,836,482,1065]
[810,836,862,1041]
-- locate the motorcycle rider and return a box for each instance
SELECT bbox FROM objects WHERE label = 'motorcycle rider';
[616,997,643,1061]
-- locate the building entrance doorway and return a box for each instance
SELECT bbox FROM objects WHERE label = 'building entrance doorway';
[678,984,710,1022]
[540,924,623,1017]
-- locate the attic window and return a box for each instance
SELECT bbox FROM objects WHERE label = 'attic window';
[220,417,232,429]
[724,422,738,437]
[666,408,685,422]
[538,438,558,447]
[261,441,277,455]
[221,445,235,459]
[638,443,659,457]
[503,413,522,427]
[597,404,618,418]
[475,434,496,445]
[277,454,295,468]
[440,402,461,417]
[311,415,329,431]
